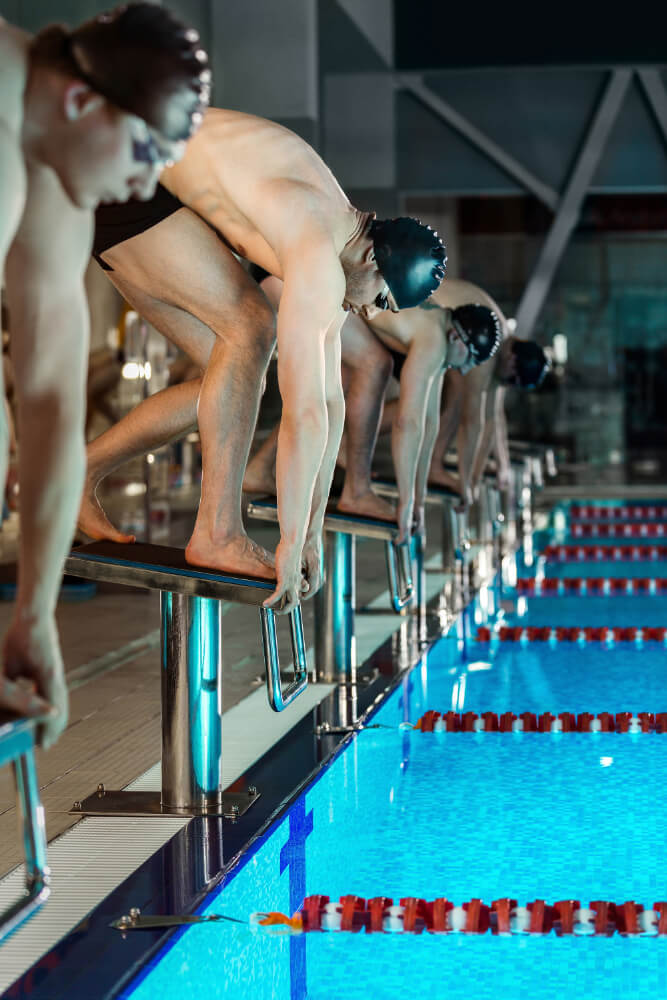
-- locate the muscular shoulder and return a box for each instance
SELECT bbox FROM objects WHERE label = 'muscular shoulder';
[0,20,30,134]
[432,278,504,316]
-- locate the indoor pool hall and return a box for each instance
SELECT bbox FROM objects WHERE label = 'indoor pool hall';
[1,3,666,998]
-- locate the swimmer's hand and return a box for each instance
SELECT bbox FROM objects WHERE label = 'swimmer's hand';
[453,484,474,514]
[263,542,306,615]
[1,613,68,749]
[299,537,323,600]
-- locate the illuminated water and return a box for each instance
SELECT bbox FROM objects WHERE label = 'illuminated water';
[121,507,667,1000]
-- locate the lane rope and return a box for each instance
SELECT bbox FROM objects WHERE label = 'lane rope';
[476,624,667,642]
[570,504,667,520]
[543,544,667,561]
[517,577,665,595]
[570,522,667,538]
[246,895,667,936]
[412,709,664,733]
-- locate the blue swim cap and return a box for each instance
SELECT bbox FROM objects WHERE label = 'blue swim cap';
[371,218,447,309]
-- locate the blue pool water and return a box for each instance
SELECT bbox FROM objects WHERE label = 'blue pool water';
[120,510,667,1000]
[385,637,667,715]
[497,594,667,626]
[546,535,666,547]
[122,718,667,999]
[541,560,667,579]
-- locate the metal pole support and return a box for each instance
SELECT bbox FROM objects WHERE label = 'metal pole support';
[0,720,50,943]
[440,500,458,570]
[161,593,224,814]
[314,532,355,682]
[410,531,426,639]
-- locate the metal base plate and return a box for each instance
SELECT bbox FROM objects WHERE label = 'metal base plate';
[70,788,260,820]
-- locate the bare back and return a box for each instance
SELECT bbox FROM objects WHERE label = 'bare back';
[431,277,502,316]
[161,108,358,278]
[365,301,448,358]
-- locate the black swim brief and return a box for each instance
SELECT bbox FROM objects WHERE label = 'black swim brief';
[388,347,406,381]
[93,183,184,270]
[386,348,451,381]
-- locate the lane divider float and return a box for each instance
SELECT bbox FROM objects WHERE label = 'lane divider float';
[570,522,667,538]
[249,895,667,936]
[517,577,665,595]
[570,504,667,520]
[412,709,663,733]
[476,624,667,642]
[544,544,667,561]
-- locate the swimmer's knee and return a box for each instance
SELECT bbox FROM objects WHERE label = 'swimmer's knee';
[243,299,276,358]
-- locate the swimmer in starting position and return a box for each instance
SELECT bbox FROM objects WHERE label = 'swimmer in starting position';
[0,3,209,745]
[79,109,447,611]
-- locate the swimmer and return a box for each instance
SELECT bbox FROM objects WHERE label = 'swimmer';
[0,3,209,746]
[425,285,549,508]
[79,109,446,611]
[245,272,496,541]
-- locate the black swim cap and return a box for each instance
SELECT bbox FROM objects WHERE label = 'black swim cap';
[451,304,502,365]
[370,218,447,309]
[511,340,550,389]
[56,4,210,141]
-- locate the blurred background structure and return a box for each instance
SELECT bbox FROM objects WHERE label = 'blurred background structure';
[6,0,667,480]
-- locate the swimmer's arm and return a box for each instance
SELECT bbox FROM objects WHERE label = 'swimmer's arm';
[0,120,26,274]
[414,371,445,516]
[270,247,345,606]
[5,178,91,623]
[456,377,485,507]
[436,369,464,464]
[0,124,26,521]
[471,382,499,488]
[490,387,510,488]
[306,312,345,543]
[392,337,445,541]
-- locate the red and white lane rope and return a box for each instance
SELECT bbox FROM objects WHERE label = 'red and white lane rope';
[570,522,667,538]
[544,544,667,561]
[250,894,667,936]
[570,504,667,520]
[476,624,667,642]
[412,709,663,733]
[517,577,666,595]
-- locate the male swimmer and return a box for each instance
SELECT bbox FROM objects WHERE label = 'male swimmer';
[245,273,498,542]
[429,330,550,505]
[79,107,447,611]
[0,3,209,745]
[411,279,550,507]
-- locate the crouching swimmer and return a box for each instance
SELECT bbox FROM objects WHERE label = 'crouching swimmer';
[0,2,209,745]
[78,107,446,611]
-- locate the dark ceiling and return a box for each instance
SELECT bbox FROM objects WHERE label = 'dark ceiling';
[394,4,667,70]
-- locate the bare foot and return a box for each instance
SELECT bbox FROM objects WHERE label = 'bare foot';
[337,487,396,522]
[77,481,135,544]
[186,531,276,580]
[242,460,276,496]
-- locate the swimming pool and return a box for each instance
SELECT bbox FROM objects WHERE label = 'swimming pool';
[113,502,667,1000]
